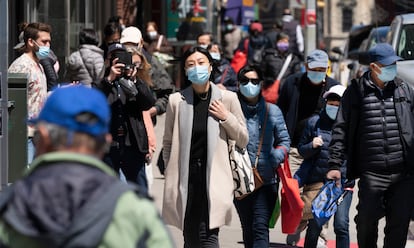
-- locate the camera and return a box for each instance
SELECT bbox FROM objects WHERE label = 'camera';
[110,50,133,77]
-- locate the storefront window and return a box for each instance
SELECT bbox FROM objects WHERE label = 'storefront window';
[20,0,98,80]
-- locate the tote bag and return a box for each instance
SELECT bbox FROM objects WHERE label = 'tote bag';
[277,154,304,234]
[228,140,255,199]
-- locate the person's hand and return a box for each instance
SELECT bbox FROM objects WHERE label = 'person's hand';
[312,135,324,148]
[107,58,124,82]
[149,106,157,117]
[326,169,342,187]
[129,65,138,80]
[209,100,228,121]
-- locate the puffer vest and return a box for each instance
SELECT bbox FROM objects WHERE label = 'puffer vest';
[357,81,404,173]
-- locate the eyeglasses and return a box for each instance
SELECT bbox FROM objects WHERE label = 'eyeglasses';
[239,78,261,85]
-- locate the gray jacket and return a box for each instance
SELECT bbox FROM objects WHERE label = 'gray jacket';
[66,44,104,86]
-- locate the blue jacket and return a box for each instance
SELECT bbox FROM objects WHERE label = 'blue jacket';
[295,111,346,187]
[277,72,339,146]
[240,96,290,184]
[212,59,238,92]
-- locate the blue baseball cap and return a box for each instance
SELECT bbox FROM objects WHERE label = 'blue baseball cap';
[368,43,402,66]
[307,49,329,69]
[30,85,110,136]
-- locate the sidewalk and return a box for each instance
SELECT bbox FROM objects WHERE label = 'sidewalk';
[150,114,414,248]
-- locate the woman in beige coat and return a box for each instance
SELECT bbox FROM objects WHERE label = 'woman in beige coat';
[162,46,248,247]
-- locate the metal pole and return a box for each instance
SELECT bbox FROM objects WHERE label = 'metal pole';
[206,0,214,32]
[0,0,9,189]
[305,0,316,56]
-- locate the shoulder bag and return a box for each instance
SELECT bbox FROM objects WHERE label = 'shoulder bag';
[229,139,255,199]
[252,103,269,190]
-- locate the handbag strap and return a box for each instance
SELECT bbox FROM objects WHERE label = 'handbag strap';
[156,35,163,50]
[243,38,249,53]
[276,53,293,81]
[219,66,229,85]
[254,103,269,168]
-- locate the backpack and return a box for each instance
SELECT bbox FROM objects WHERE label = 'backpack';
[248,36,268,67]
[231,39,249,73]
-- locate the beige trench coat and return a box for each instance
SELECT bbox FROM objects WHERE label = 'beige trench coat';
[162,83,248,230]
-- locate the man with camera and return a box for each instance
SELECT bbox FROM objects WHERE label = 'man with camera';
[96,43,156,194]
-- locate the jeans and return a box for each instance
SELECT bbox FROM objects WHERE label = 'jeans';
[304,190,353,248]
[234,184,278,248]
[27,138,35,167]
[183,159,219,248]
[105,146,148,194]
[355,171,414,248]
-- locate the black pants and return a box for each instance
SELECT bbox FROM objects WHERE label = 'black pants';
[104,146,148,194]
[183,159,219,248]
[356,171,414,248]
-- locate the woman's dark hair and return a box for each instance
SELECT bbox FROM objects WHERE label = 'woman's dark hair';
[207,42,223,54]
[237,65,263,81]
[79,28,99,46]
[103,22,121,39]
[108,16,121,24]
[180,46,214,88]
[276,32,289,41]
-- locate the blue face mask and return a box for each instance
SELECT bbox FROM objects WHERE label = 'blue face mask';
[187,65,210,85]
[34,41,50,60]
[377,64,397,83]
[326,104,339,120]
[226,24,234,31]
[307,71,326,84]
[210,52,221,61]
[239,82,261,98]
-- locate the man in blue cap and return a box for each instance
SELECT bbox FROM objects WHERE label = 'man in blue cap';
[327,43,414,248]
[0,86,173,247]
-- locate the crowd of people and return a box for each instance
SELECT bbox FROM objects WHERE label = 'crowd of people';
[3,10,414,248]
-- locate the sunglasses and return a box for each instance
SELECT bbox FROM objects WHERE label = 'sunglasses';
[240,78,261,85]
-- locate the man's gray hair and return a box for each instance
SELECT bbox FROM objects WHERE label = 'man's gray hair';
[39,119,108,154]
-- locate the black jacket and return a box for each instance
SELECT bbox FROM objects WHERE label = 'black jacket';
[39,56,58,91]
[329,72,414,179]
[261,48,302,89]
[96,77,155,154]
[277,72,339,145]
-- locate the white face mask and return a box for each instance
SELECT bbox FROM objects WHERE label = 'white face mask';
[209,52,221,61]
[148,31,158,40]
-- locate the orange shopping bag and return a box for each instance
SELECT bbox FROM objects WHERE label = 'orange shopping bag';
[277,154,304,234]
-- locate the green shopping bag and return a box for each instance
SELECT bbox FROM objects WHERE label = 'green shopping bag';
[269,198,281,228]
